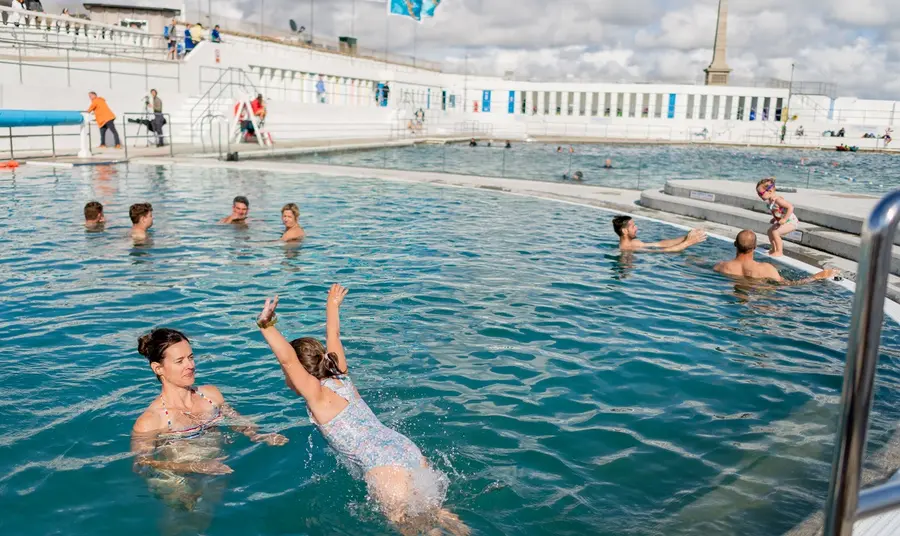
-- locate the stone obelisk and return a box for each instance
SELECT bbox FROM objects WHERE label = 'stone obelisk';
[704,0,732,86]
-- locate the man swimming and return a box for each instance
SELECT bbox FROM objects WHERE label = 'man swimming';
[129,202,153,243]
[612,215,706,252]
[714,230,838,283]
[84,201,106,229]
[219,196,249,224]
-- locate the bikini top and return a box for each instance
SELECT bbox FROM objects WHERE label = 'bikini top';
[159,388,222,439]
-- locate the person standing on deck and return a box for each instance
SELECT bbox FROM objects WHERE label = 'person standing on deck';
[86,92,121,149]
[150,89,165,147]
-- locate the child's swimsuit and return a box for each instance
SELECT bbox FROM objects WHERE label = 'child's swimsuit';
[309,375,424,475]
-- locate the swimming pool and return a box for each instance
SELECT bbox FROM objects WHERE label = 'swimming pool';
[2,163,900,535]
[279,143,899,195]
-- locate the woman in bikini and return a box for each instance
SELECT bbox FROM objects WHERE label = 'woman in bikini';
[757,177,798,257]
[131,328,288,509]
[256,284,469,535]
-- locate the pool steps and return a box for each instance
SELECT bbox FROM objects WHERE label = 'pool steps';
[640,181,900,276]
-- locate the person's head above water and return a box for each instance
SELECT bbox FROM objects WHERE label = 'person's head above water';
[612,215,636,239]
[138,328,193,385]
[84,201,105,226]
[572,171,583,180]
[288,337,344,380]
[734,229,757,254]
[281,203,300,228]
[230,195,249,220]
[129,202,153,229]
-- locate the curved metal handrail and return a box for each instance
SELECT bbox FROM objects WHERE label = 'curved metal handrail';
[824,189,900,536]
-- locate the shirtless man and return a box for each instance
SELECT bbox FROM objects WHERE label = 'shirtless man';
[714,230,837,283]
[280,203,305,242]
[220,196,249,224]
[612,215,706,252]
[84,201,106,229]
[129,202,153,243]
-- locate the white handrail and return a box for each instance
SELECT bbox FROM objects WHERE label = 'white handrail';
[0,5,161,48]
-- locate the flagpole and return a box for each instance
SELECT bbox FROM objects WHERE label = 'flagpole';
[413,22,417,68]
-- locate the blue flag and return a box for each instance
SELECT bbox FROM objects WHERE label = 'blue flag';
[422,0,442,17]
[388,0,422,21]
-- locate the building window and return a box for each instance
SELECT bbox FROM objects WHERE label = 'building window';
[616,93,624,117]
[579,92,587,116]
[699,95,708,119]
[591,92,599,116]
[556,91,563,115]
[775,97,784,122]
[530,91,538,115]
[711,95,720,120]
[724,96,733,119]
[686,95,695,119]
[737,96,746,120]
[762,97,771,120]
[668,94,676,119]
[628,93,637,117]
[654,94,663,118]
[749,96,759,120]
[641,94,650,118]
[543,91,550,114]
[604,93,612,117]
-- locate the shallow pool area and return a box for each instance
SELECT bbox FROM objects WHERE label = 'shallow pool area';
[279,143,900,195]
[2,163,900,535]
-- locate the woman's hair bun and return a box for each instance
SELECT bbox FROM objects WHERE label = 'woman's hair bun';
[137,334,153,357]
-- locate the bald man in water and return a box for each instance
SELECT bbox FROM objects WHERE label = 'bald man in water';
[714,229,837,284]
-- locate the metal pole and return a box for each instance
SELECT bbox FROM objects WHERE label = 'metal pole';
[123,118,128,159]
[786,63,795,127]
[823,189,900,536]
[51,126,56,157]
[66,49,70,87]
[310,0,314,45]
[18,43,23,83]
[9,128,14,159]
[413,23,417,68]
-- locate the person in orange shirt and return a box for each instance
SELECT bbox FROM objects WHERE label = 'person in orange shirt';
[85,92,121,149]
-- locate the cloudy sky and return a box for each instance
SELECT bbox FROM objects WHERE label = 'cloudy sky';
[74,0,900,99]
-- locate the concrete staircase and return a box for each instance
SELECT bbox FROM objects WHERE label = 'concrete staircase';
[640,179,900,275]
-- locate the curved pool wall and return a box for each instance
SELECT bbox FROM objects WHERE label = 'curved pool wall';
[2,163,900,536]
[277,143,900,196]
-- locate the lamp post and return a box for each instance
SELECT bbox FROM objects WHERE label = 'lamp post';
[310,0,314,45]
[786,62,795,124]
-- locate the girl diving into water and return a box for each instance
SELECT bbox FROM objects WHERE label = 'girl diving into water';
[256,284,470,535]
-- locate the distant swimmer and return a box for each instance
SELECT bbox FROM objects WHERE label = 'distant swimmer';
[613,215,706,252]
[714,230,838,283]
[505,140,512,149]
[603,159,613,169]
[129,202,153,243]
[569,146,575,153]
[557,146,562,153]
[756,178,798,257]
[280,203,305,242]
[131,329,288,479]
[256,285,470,535]
[84,201,106,230]
[469,138,477,147]
[220,195,249,224]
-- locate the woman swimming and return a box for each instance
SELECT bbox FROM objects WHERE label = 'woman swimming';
[256,284,469,535]
[131,328,288,479]
[280,203,306,242]
[757,177,798,257]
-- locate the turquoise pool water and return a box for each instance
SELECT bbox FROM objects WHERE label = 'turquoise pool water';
[281,143,899,195]
[2,163,900,536]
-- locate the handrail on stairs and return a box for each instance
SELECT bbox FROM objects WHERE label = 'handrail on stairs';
[823,188,900,536]
[189,67,258,145]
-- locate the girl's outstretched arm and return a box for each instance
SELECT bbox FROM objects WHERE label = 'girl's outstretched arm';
[258,296,324,402]
[326,284,349,374]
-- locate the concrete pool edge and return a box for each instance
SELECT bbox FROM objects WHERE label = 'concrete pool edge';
[129,157,900,324]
